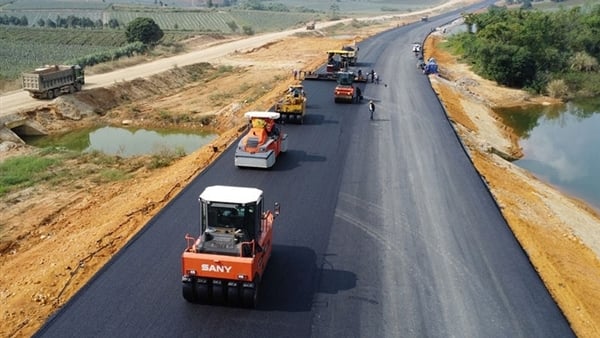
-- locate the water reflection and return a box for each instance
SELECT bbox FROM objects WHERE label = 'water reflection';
[496,98,600,209]
[26,126,217,157]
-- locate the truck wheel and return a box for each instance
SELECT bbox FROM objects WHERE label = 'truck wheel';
[212,281,225,304]
[196,281,210,304]
[75,83,82,92]
[182,280,197,303]
[53,89,60,98]
[242,277,260,308]
[226,282,241,306]
[47,90,54,99]
[69,85,75,94]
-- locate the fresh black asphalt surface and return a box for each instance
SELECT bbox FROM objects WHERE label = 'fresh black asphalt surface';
[36,4,574,338]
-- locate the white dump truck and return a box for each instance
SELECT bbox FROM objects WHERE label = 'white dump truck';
[22,64,85,99]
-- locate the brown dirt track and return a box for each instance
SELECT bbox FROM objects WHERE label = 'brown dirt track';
[2,14,600,338]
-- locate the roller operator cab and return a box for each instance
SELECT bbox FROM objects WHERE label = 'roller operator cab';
[182,185,280,308]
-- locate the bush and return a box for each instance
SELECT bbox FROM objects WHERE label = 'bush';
[125,17,164,45]
[546,79,569,99]
[242,26,254,35]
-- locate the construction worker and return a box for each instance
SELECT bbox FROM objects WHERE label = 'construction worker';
[369,100,375,120]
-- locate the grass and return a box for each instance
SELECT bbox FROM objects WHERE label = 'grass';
[0,155,59,196]
[0,148,162,197]
[147,146,186,169]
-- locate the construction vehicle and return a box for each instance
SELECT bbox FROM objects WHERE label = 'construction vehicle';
[341,44,358,66]
[304,48,366,82]
[423,57,439,75]
[334,72,356,103]
[22,64,84,99]
[182,185,280,308]
[325,50,353,73]
[306,21,315,30]
[412,42,422,53]
[235,111,288,168]
[275,84,306,124]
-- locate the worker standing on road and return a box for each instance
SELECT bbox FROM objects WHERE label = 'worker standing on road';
[369,100,375,120]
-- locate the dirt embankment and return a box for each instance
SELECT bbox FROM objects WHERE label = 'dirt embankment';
[2,16,600,338]
[425,33,600,337]
[0,30,378,337]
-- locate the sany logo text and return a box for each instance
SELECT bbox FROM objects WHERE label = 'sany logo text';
[201,264,232,273]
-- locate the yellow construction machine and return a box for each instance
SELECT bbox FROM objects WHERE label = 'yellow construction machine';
[275,84,306,124]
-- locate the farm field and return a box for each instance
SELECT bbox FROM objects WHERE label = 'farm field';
[0,0,451,84]
[0,27,195,82]
[257,0,447,13]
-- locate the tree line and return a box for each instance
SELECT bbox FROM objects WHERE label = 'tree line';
[450,4,600,98]
[0,14,120,29]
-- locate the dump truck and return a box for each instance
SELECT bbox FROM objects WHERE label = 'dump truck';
[235,111,288,168]
[334,72,356,103]
[275,84,306,124]
[306,21,315,30]
[182,185,280,308]
[22,64,84,99]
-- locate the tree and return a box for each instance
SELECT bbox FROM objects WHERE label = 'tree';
[125,17,164,44]
[108,18,120,29]
[226,20,238,32]
[330,3,340,18]
[242,25,254,35]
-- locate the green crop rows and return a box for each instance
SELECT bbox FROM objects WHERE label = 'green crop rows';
[108,10,234,32]
[229,10,315,32]
[0,27,127,46]
[0,40,108,79]
[1,4,319,83]
[4,10,105,25]
[0,26,201,80]
[3,0,110,10]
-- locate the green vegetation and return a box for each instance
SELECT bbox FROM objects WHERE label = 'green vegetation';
[448,4,600,98]
[147,146,186,169]
[125,17,163,44]
[0,155,58,196]
[0,145,187,196]
[0,0,436,85]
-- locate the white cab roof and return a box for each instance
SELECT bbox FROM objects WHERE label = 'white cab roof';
[200,185,263,204]
[244,111,280,119]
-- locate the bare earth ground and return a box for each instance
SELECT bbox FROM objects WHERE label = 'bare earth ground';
[2,11,600,338]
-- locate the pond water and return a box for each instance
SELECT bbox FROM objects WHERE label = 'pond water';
[496,98,600,210]
[25,126,217,157]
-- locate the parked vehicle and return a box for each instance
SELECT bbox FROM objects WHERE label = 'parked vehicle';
[22,65,84,99]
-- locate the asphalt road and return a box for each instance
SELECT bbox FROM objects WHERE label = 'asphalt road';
[35,5,574,338]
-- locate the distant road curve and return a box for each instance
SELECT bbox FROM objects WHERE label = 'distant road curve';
[0,0,467,116]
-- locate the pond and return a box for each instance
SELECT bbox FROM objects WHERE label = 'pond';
[25,126,218,157]
[496,97,600,210]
